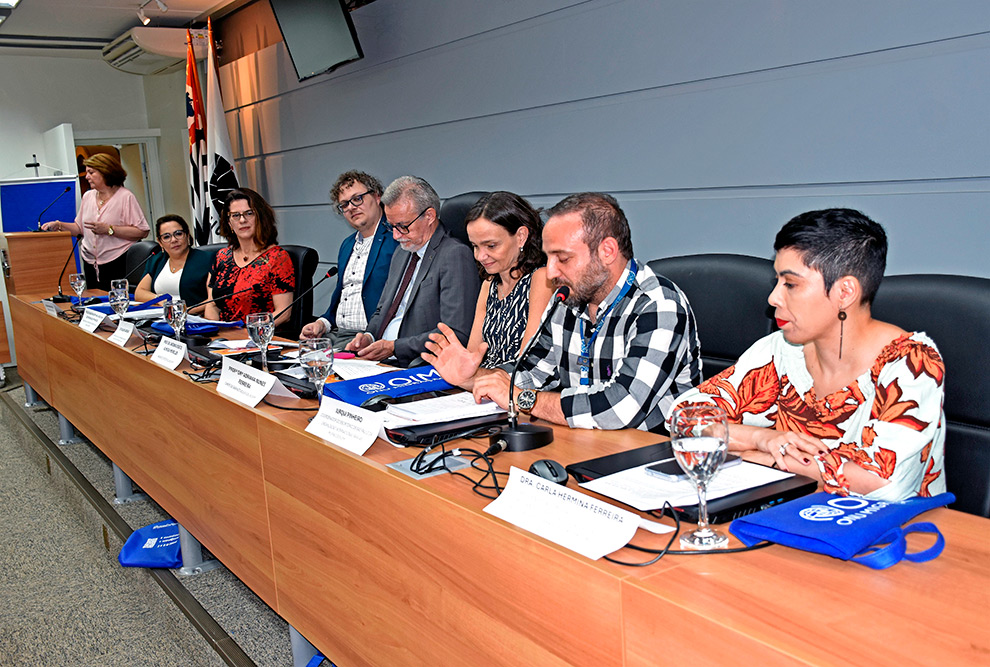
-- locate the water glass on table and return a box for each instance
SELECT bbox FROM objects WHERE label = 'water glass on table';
[300,337,334,401]
[108,288,130,319]
[110,278,128,293]
[246,312,275,373]
[69,273,86,309]
[163,298,187,339]
[669,404,731,550]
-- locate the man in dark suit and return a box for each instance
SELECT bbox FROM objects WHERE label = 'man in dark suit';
[301,171,399,346]
[345,176,479,366]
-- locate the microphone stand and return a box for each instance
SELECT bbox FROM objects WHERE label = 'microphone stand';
[489,286,570,453]
[51,235,84,304]
[272,266,338,326]
[35,186,72,232]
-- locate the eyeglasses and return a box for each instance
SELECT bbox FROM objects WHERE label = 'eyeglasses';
[387,208,430,235]
[335,190,374,214]
[159,230,186,242]
[229,210,256,221]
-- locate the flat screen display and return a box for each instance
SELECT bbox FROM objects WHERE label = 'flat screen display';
[269,0,363,81]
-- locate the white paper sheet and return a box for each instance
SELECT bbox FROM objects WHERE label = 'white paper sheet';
[332,359,397,381]
[385,392,504,423]
[484,467,644,560]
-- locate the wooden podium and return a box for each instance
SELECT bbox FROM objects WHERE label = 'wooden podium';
[4,231,76,297]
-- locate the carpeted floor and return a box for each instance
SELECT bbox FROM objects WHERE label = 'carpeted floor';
[0,369,297,666]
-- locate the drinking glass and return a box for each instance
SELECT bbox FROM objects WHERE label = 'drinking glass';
[69,273,86,309]
[110,278,128,293]
[246,312,275,373]
[108,288,130,318]
[300,337,334,401]
[669,404,731,550]
[163,298,187,339]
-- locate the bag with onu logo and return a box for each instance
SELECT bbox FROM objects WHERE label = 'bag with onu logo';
[729,491,954,569]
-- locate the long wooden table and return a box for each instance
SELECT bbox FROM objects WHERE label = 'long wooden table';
[10,293,990,666]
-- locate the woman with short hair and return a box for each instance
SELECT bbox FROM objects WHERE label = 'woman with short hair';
[668,208,945,501]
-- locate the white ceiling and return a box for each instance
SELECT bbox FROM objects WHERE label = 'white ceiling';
[0,0,237,57]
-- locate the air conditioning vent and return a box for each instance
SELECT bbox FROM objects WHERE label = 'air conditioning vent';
[103,27,208,76]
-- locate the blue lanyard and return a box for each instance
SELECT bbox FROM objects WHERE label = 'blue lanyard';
[578,260,636,385]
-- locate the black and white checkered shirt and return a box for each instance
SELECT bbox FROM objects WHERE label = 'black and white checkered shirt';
[511,260,702,433]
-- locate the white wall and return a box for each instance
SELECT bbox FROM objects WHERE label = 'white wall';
[217,0,989,302]
[0,54,149,181]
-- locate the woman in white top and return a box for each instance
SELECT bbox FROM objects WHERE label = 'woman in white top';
[135,215,212,315]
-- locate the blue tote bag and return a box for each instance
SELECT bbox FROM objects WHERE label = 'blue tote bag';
[118,520,183,568]
[730,492,954,569]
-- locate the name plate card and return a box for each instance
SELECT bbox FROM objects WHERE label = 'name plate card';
[151,337,187,370]
[108,321,137,347]
[79,308,106,333]
[484,467,655,560]
[42,300,61,317]
[306,397,382,455]
[217,356,294,407]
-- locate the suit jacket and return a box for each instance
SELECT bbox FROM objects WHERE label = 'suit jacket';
[143,247,212,306]
[322,218,399,327]
[367,224,480,366]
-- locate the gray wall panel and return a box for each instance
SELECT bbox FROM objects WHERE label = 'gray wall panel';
[217,0,990,285]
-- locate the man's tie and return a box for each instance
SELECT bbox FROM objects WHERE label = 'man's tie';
[375,253,419,339]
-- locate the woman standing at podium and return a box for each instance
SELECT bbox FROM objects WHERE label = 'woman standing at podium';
[204,188,295,326]
[41,153,150,291]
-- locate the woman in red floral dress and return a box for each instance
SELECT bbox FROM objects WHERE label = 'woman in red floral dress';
[668,209,944,501]
[205,188,295,326]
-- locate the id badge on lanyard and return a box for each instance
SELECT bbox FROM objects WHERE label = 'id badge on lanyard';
[579,261,636,385]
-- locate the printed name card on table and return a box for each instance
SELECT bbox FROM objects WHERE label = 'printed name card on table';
[484,467,669,560]
[108,321,137,347]
[216,356,295,408]
[42,300,61,317]
[78,308,106,333]
[306,397,382,455]
[151,337,188,370]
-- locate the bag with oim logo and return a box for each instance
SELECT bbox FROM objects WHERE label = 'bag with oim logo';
[729,491,954,569]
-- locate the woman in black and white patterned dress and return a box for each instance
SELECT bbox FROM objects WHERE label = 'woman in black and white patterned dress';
[462,191,555,369]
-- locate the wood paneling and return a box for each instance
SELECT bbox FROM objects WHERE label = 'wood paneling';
[11,292,990,665]
[5,232,75,296]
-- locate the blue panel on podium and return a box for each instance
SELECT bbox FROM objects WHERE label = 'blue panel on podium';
[0,178,78,232]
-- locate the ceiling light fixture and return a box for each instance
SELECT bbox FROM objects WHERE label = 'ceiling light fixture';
[155,0,168,12]
[137,8,149,25]
[0,1,21,9]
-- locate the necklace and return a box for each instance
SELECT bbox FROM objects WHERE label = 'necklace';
[96,187,116,208]
[168,258,185,273]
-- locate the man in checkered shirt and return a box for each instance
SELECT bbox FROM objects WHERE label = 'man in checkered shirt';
[425,192,701,433]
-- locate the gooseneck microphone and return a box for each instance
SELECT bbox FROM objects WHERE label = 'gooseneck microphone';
[272,266,338,325]
[51,234,84,304]
[486,285,570,454]
[36,186,72,232]
[186,283,263,312]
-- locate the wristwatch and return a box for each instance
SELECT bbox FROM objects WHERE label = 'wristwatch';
[107,225,115,236]
[515,389,537,414]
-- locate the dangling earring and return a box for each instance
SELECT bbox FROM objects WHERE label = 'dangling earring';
[837,310,847,359]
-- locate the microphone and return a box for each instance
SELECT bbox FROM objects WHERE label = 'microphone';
[272,266,337,326]
[36,186,72,232]
[486,285,570,455]
[50,234,84,304]
[122,245,162,288]
[186,283,262,312]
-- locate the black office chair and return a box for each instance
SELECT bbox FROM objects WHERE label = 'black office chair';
[123,240,161,290]
[279,244,319,339]
[647,254,775,380]
[197,242,227,264]
[439,191,488,246]
[872,274,990,517]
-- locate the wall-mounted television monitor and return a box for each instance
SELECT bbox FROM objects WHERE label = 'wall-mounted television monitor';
[269,0,363,81]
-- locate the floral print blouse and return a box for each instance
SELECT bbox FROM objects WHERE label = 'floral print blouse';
[670,331,945,501]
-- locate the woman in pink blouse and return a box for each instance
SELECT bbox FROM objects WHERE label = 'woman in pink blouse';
[668,209,945,502]
[42,153,150,291]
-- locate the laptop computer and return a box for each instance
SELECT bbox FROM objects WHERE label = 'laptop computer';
[566,442,817,524]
